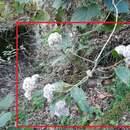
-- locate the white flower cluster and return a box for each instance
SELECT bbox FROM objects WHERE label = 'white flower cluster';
[43,83,55,102]
[115,45,130,65]
[22,74,39,100]
[54,100,69,117]
[43,84,70,117]
[48,32,62,48]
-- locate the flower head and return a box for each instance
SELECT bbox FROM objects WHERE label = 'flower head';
[43,83,55,102]
[115,44,130,66]
[115,45,125,55]
[48,32,62,48]
[123,45,130,58]
[54,100,69,117]
[22,74,40,100]
[22,77,32,91]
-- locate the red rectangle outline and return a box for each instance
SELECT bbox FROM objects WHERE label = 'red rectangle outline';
[16,21,130,129]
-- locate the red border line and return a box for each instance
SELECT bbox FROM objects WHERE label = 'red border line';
[16,21,130,129]
[15,23,19,127]
[16,21,130,25]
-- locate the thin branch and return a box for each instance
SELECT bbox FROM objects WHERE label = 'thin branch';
[69,50,95,64]
[91,0,118,73]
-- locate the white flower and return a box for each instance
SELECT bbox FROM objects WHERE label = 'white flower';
[43,83,55,102]
[123,45,130,58]
[24,91,32,100]
[22,74,40,100]
[54,100,69,117]
[48,32,62,48]
[115,45,125,55]
[22,74,39,91]
[115,44,130,66]
[22,77,32,91]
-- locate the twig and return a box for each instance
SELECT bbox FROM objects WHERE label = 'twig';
[91,0,118,73]
[69,50,95,63]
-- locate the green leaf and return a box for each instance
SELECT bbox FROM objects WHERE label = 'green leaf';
[52,0,63,10]
[104,0,129,13]
[53,81,72,92]
[0,93,14,110]
[115,66,130,86]
[55,8,65,22]
[112,50,119,58]
[71,4,100,22]
[31,10,50,21]
[0,112,12,127]
[32,97,44,109]
[70,87,90,113]
[100,14,122,32]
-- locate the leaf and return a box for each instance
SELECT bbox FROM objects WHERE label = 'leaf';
[0,112,12,127]
[70,87,90,113]
[52,0,63,9]
[100,14,123,32]
[104,0,129,13]
[115,66,130,86]
[71,4,100,22]
[112,50,120,58]
[31,10,50,21]
[0,93,14,110]
[53,81,72,92]
[55,8,65,22]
